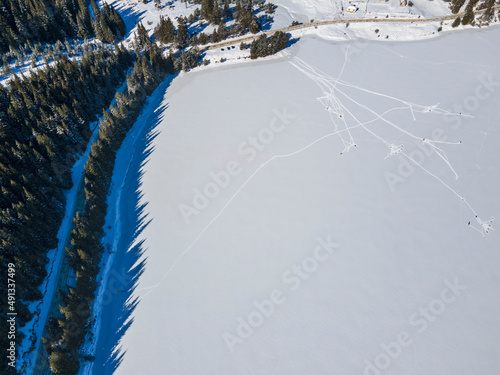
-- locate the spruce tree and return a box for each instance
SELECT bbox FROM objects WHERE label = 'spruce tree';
[175,17,190,49]
[77,0,94,38]
[452,0,466,13]
[218,20,228,40]
[462,7,475,24]
[223,0,231,19]
[155,16,176,43]
[199,32,209,45]
[201,0,215,23]
[136,22,152,50]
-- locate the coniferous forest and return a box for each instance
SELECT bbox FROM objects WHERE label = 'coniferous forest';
[0,44,133,374]
[0,0,284,373]
[0,0,125,53]
[249,31,290,59]
[0,1,130,372]
[154,0,277,48]
[0,9,197,375]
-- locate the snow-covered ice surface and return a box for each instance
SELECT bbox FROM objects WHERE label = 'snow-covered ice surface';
[90,27,500,375]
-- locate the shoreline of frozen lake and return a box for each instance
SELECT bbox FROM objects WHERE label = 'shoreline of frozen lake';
[89,28,500,375]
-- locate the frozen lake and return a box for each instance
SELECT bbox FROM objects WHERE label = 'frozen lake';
[90,28,500,375]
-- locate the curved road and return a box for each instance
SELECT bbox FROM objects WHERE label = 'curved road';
[207,5,500,50]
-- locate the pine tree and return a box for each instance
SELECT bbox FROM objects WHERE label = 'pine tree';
[175,17,190,49]
[235,0,242,19]
[181,51,189,71]
[223,0,231,19]
[201,0,216,23]
[77,0,94,38]
[90,0,100,17]
[91,0,126,43]
[199,32,208,45]
[155,16,176,43]
[462,7,475,24]
[135,22,152,50]
[218,20,228,40]
[103,3,126,38]
[452,0,466,13]
[49,349,81,374]
[97,14,115,43]
[2,56,13,75]
[211,27,220,43]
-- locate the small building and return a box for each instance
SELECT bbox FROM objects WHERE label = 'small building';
[346,5,359,12]
[400,0,407,5]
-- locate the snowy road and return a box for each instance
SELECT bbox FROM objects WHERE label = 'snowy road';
[206,4,500,50]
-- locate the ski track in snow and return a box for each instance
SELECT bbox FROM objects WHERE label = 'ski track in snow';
[135,55,494,301]
[291,56,494,238]
[135,123,349,298]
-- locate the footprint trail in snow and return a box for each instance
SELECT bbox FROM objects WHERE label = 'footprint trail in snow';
[135,55,495,299]
[291,57,493,239]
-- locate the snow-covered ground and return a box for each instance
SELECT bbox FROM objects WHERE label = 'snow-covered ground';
[104,0,497,69]
[107,0,202,40]
[272,0,451,26]
[272,0,453,24]
[89,24,500,375]
[1,0,494,87]
[107,0,459,46]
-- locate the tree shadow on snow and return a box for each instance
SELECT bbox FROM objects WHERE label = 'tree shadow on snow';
[90,74,178,375]
[287,37,301,48]
[111,2,148,40]
[188,20,211,36]
[260,15,275,32]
